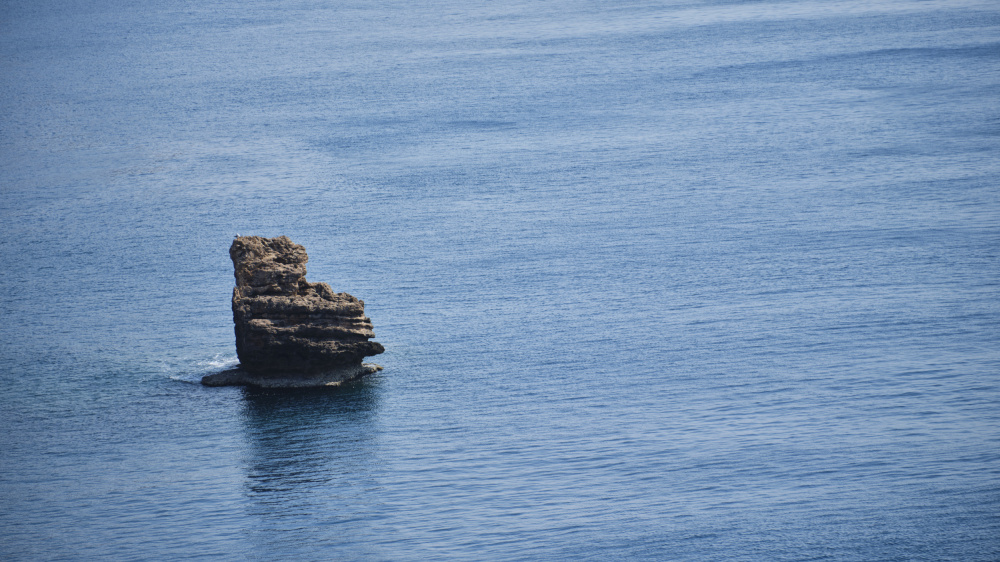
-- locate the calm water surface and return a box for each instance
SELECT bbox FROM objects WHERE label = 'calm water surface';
[1,0,999,559]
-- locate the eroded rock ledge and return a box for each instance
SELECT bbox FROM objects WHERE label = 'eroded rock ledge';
[201,235,384,387]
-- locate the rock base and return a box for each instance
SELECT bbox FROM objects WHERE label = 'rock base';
[201,363,382,388]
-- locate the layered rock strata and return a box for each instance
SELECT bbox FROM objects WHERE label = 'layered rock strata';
[202,235,384,387]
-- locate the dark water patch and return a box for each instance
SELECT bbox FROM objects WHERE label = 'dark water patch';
[445,119,518,130]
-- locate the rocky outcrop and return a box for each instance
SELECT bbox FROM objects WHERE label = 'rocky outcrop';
[202,235,384,387]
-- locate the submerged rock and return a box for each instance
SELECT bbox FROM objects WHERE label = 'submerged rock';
[201,235,384,387]
[201,364,383,388]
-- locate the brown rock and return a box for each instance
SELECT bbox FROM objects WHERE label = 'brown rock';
[202,235,384,387]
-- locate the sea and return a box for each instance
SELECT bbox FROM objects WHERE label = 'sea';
[1,0,998,559]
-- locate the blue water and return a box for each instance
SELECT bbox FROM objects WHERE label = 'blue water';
[2,0,999,559]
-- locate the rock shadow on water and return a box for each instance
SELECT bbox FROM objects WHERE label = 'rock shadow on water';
[238,377,381,498]
[237,380,385,556]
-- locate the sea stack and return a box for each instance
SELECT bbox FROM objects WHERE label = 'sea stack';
[202,235,384,387]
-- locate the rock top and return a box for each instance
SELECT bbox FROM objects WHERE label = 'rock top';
[201,235,384,387]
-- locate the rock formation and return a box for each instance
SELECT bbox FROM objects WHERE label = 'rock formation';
[202,235,384,387]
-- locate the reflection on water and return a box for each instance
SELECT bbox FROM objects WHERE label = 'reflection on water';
[240,380,380,494]
[238,379,383,556]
